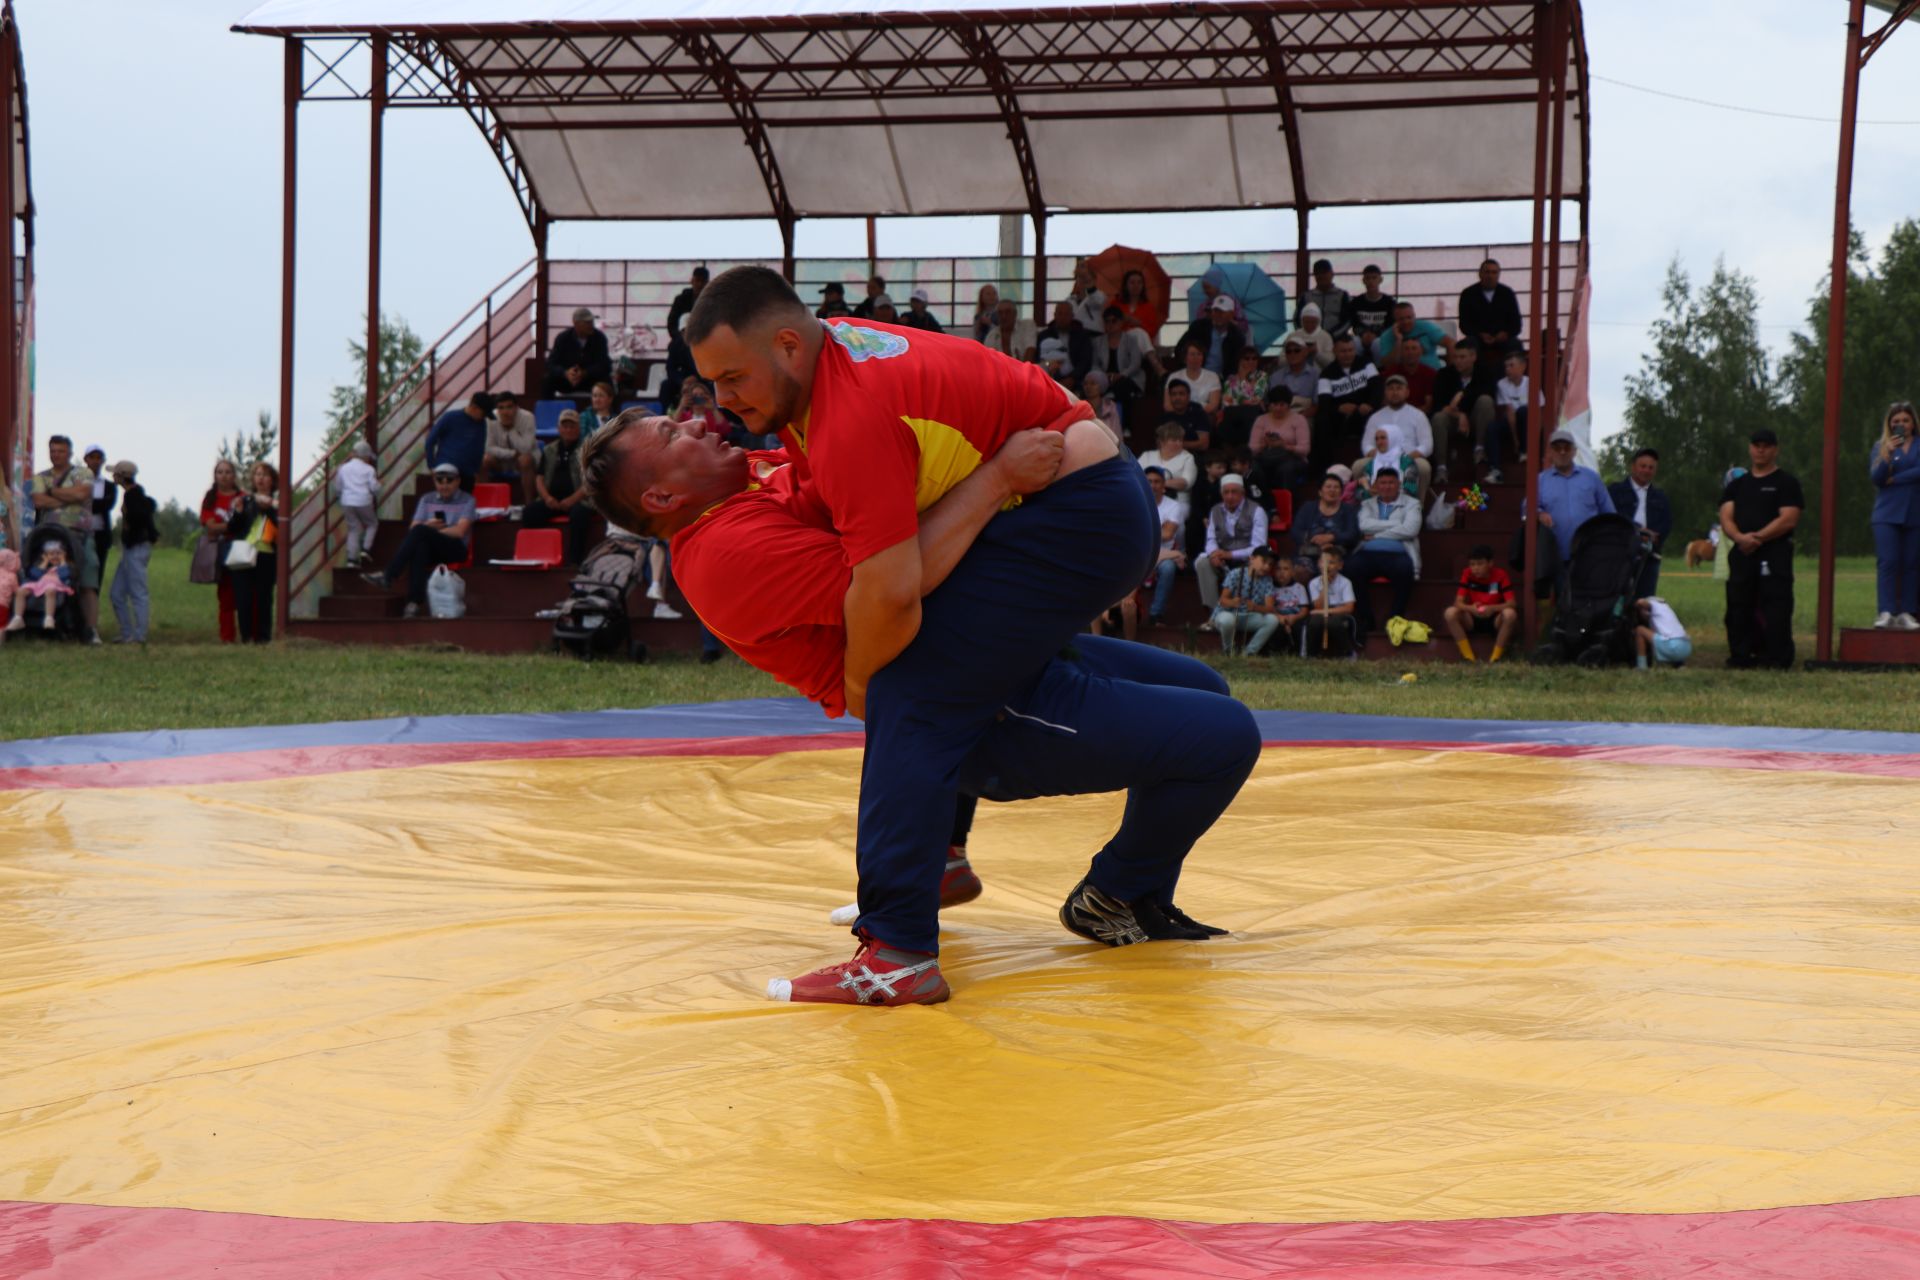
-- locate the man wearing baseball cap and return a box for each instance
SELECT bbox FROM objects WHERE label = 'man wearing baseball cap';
[545,305,612,398]
[1535,427,1614,566]
[898,288,944,334]
[362,461,477,617]
[1174,292,1247,379]
[1719,426,1804,669]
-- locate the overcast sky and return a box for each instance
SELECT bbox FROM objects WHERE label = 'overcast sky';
[16,0,1920,508]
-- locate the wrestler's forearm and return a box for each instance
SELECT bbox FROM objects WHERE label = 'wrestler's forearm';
[916,460,1014,595]
[843,539,925,707]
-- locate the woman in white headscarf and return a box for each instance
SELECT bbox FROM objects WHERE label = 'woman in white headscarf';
[1357,422,1417,497]
[1282,303,1335,368]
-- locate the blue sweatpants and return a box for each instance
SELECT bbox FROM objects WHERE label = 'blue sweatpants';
[855,454,1174,952]
[960,635,1260,910]
[1873,521,1920,616]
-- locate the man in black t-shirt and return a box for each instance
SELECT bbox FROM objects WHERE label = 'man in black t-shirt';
[1719,427,1804,669]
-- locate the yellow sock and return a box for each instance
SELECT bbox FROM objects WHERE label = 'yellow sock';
[1455,637,1476,662]
[1490,645,1506,663]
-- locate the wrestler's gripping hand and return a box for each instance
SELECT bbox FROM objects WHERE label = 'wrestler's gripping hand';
[990,428,1065,497]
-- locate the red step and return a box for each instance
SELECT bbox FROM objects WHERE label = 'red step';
[1837,627,1920,666]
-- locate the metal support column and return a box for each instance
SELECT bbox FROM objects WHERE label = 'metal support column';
[363,32,385,450]
[533,213,551,391]
[866,216,877,278]
[1295,206,1311,315]
[1542,0,1569,438]
[1817,0,1868,663]
[275,37,299,639]
[781,217,797,283]
[1520,5,1553,648]
[0,15,16,521]
[1032,214,1048,324]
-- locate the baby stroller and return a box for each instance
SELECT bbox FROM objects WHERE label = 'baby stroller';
[1532,513,1654,667]
[548,534,649,663]
[11,524,89,641]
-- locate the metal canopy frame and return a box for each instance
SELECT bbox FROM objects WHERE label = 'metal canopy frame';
[239,0,1591,639]
[0,0,32,553]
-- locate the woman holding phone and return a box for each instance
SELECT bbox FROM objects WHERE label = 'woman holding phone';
[1870,400,1920,629]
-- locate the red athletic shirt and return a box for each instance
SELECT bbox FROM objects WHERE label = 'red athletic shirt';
[671,452,856,717]
[779,318,1083,566]
[1456,565,1515,608]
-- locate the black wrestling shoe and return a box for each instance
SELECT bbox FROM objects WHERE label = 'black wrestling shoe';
[1161,903,1229,938]
[1059,878,1211,946]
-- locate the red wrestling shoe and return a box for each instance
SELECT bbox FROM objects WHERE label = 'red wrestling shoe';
[767,931,950,1006]
[829,846,982,926]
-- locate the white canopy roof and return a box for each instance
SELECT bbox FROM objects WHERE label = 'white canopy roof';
[236,1,1589,224]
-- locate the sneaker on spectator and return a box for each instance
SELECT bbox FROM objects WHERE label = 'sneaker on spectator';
[1875,612,1895,629]
[361,569,390,588]
[1058,876,1216,946]
[402,602,422,619]
[767,931,949,1006]
[87,631,103,647]
[1485,468,1503,484]
[646,580,667,602]
[653,601,684,620]
[1473,446,1486,465]
[1897,613,1920,631]
[830,846,983,926]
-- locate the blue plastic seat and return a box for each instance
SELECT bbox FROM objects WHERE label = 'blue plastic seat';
[534,398,575,442]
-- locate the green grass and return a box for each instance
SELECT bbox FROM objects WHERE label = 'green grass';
[2,549,1915,742]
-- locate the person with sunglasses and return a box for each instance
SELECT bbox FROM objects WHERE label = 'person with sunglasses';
[362,462,475,618]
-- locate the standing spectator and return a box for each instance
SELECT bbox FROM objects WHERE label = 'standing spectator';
[1459,258,1523,360]
[1284,303,1335,368]
[363,462,477,618]
[1113,269,1163,339]
[900,289,945,333]
[1138,421,1198,521]
[1213,545,1285,657]
[1372,301,1452,370]
[581,381,619,437]
[523,408,595,566]
[1365,375,1435,496]
[1247,387,1311,496]
[1296,258,1351,335]
[1379,335,1436,413]
[1443,543,1516,663]
[545,307,613,398]
[663,267,711,408]
[1272,336,1321,407]
[1345,469,1422,640]
[1036,301,1088,383]
[483,389,539,505]
[1166,341,1223,418]
[84,444,115,589]
[1177,295,1248,378]
[227,462,281,645]
[816,281,849,321]
[1537,427,1615,564]
[982,297,1037,362]
[1431,341,1499,479]
[1067,260,1107,332]
[1720,428,1804,669]
[970,283,1000,341]
[424,392,495,487]
[1162,381,1212,451]
[332,439,380,568]
[1291,472,1360,569]
[851,274,887,319]
[1314,333,1383,474]
[1194,473,1269,615]
[1608,448,1674,599]
[1302,545,1360,657]
[200,459,244,644]
[1347,264,1396,348]
[1092,305,1162,405]
[667,265,710,345]
[108,460,158,645]
[1082,371,1125,444]
[1222,347,1269,411]
[1633,597,1692,670]
[1143,466,1187,625]
[28,434,102,644]
[1870,400,1920,629]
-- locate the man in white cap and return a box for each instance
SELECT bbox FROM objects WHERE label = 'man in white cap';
[899,288,945,334]
[1195,471,1268,613]
[1175,294,1247,377]
[869,293,900,325]
[544,306,611,397]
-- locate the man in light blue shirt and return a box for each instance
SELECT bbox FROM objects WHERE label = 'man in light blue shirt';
[1372,301,1452,370]
[1536,428,1615,560]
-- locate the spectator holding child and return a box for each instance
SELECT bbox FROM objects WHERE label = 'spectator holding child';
[109,460,158,645]
[1869,400,1920,630]
[1444,543,1516,663]
[333,440,380,568]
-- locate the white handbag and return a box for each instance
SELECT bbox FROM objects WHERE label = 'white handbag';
[224,538,258,569]
[427,564,467,619]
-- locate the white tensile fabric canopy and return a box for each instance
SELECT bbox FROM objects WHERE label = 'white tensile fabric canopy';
[235,1,1588,223]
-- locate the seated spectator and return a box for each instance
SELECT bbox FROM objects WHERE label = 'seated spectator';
[1536,427,1615,563]
[982,297,1037,362]
[1089,593,1140,643]
[1177,295,1248,378]
[1302,545,1360,657]
[1365,375,1435,496]
[971,283,1000,341]
[7,537,74,632]
[1431,341,1500,479]
[1869,401,1920,629]
[107,460,158,646]
[1162,380,1212,451]
[1166,341,1223,419]
[1314,333,1383,473]
[581,381,619,437]
[1214,545,1286,657]
[1113,269,1164,340]
[1196,266,1249,332]
[545,307,612,398]
[1037,301,1089,383]
[1068,259,1107,331]
[362,462,476,618]
[1346,264,1396,349]
[900,289,945,333]
[1460,258,1523,360]
[1444,543,1516,663]
[1093,305,1161,404]
[1283,303,1335,368]
[1345,469,1422,640]
[1082,371,1125,443]
[1185,451,1230,558]
[1227,447,1273,515]
[1634,596,1692,670]
[523,408,595,566]
[1248,387,1312,495]
[1292,472,1360,568]
[1273,336,1321,407]
[483,389,539,504]
[819,294,853,320]
[1379,335,1436,412]
[1296,259,1351,335]
[1222,346,1269,410]
[333,439,380,568]
[1195,472,1269,617]
[816,281,849,320]
[869,293,900,324]
[1143,466,1187,625]
[1494,351,1531,479]
[424,391,494,487]
[1372,301,1452,370]
[851,274,886,319]
[1139,421,1198,520]
[1358,424,1419,499]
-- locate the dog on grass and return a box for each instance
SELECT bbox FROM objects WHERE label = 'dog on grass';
[1683,539,1716,569]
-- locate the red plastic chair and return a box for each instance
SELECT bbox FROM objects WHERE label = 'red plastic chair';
[472,482,512,518]
[502,528,563,570]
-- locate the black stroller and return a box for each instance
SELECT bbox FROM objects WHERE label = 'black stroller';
[1532,513,1655,667]
[548,534,649,663]
[10,524,89,641]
